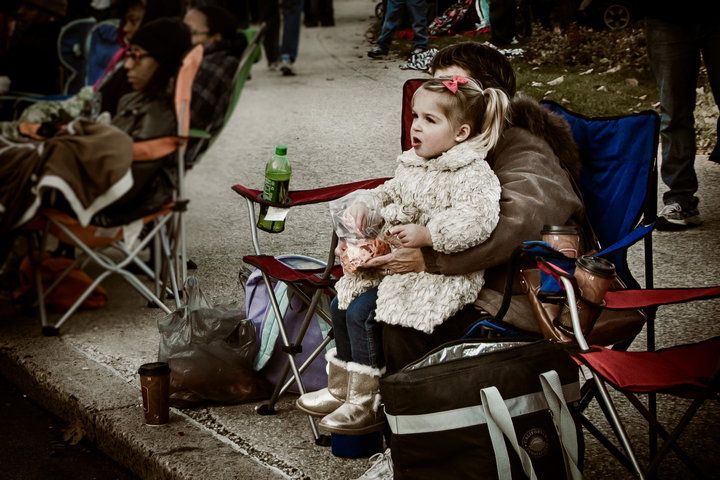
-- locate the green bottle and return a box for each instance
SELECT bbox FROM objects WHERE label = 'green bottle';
[257,145,292,233]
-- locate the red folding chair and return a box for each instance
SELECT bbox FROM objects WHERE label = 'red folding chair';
[231,178,389,444]
[538,258,720,479]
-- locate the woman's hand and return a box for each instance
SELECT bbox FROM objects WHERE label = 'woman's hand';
[387,224,432,248]
[363,247,427,275]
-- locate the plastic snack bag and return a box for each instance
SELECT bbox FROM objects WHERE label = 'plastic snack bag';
[329,190,391,274]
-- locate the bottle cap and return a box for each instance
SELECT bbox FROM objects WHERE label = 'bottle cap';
[576,255,615,278]
[541,224,579,235]
[275,145,288,155]
[138,362,170,376]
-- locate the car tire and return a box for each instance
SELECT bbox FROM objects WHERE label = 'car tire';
[597,1,632,30]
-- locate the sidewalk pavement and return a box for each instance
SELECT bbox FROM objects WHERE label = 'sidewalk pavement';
[1,1,719,478]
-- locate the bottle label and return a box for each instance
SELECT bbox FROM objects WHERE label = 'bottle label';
[262,178,289,204]
[263,206,290,222]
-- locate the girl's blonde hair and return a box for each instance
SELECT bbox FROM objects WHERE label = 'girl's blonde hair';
[417,76,511,152]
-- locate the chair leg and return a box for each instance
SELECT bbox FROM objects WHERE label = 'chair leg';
[590,374,647,479]
[624,393,709,479]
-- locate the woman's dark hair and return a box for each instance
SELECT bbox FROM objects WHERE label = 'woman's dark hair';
[131,17,192,98]
[429,42,517,98]
[115,0,185,44]
[193,4,238,41]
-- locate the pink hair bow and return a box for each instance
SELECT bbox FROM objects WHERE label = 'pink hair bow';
[442,75,469,94]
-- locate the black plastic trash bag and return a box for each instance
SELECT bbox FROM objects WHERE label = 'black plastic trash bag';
[158,276,272,407]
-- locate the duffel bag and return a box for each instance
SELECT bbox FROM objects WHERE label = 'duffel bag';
[380,339,583,480]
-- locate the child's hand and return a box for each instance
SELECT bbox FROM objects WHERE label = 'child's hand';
[387,224,432,248]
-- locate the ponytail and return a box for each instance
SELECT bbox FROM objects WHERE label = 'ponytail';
[472,87,511,153]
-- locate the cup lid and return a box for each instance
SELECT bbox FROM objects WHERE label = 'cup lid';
[541,224,579,235]
[576,255,615,277]
[138,362,170,376]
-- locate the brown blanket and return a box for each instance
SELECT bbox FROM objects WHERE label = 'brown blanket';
[0,119,134,237]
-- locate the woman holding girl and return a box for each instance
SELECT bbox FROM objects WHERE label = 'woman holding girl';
[296,74,511,436]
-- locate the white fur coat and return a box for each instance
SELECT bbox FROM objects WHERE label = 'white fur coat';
[335,140,501,333]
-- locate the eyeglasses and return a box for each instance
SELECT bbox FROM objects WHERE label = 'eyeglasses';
[125,50,151,62]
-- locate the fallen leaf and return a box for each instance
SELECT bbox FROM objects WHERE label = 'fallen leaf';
[595,85,608,92]
[561,98,571,104]
[547,76,564,86]
[531,81,544,87]
[62,419,85,446]
[579,68,594,75]
[652,102,661,108]
[639,94,647,100]
[604,65,621,74]
[544,90,555,97]
[625,78,639,87]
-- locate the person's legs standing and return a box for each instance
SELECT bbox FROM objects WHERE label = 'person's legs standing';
[646,18,703,229]
[254,0,281,68]
[406,0,428,52]
[489,0,517,47]
[369,0,405,57]
[700,22,720,163]
[279,0,303,75]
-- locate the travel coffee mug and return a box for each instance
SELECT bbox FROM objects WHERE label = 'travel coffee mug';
[138,362,170,425]
[541,224,580,258]
[555,255,616,337]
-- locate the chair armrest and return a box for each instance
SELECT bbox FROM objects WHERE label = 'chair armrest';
[231,177,390,208]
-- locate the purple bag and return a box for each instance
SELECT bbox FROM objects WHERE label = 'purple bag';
[245,255,334,393]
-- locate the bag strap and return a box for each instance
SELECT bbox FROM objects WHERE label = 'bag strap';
[539,371,583,480]
[480,386,538,480]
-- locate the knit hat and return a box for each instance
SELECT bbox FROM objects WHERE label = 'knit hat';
[131,18,192,75]
[23,0,68,16]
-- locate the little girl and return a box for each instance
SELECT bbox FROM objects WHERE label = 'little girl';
[297,75,510,436]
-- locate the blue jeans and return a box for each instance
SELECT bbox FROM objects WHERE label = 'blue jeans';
[645,18,720,209]
[376,0,429,51]
[331,288,384,368]
[280,0,303,61]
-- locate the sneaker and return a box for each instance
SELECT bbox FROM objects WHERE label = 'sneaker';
[656,203,703,230]
[353,448,393,480]
[368,46,388,59]
[279,55,295,76]
[268,61,280,71]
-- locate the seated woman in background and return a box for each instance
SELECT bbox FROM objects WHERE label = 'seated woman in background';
[96,0,185,116]
[183,3,247,163]
[93,16,192,226]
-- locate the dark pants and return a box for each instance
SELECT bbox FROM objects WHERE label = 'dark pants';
[489,0,517,46]
[382,303,482,374]
[645,17,720,209]
[332,288,384,368]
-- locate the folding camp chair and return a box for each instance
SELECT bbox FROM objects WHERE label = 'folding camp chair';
[537,257,720,479]
[231,177,389,443]
[57,17,97,95]
[84,19,121,87]
[185,24,266,167]
[25,44,204,336]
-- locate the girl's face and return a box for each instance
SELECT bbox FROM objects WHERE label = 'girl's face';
[184,9,215,46]
[410,89,467,159]
[122,5,145,43]
[124,47,159,91]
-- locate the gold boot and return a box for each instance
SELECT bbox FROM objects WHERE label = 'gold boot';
[296,348,348,417]
[318,362,385,435]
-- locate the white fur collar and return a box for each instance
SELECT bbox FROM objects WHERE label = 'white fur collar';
[397,138,487,172]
